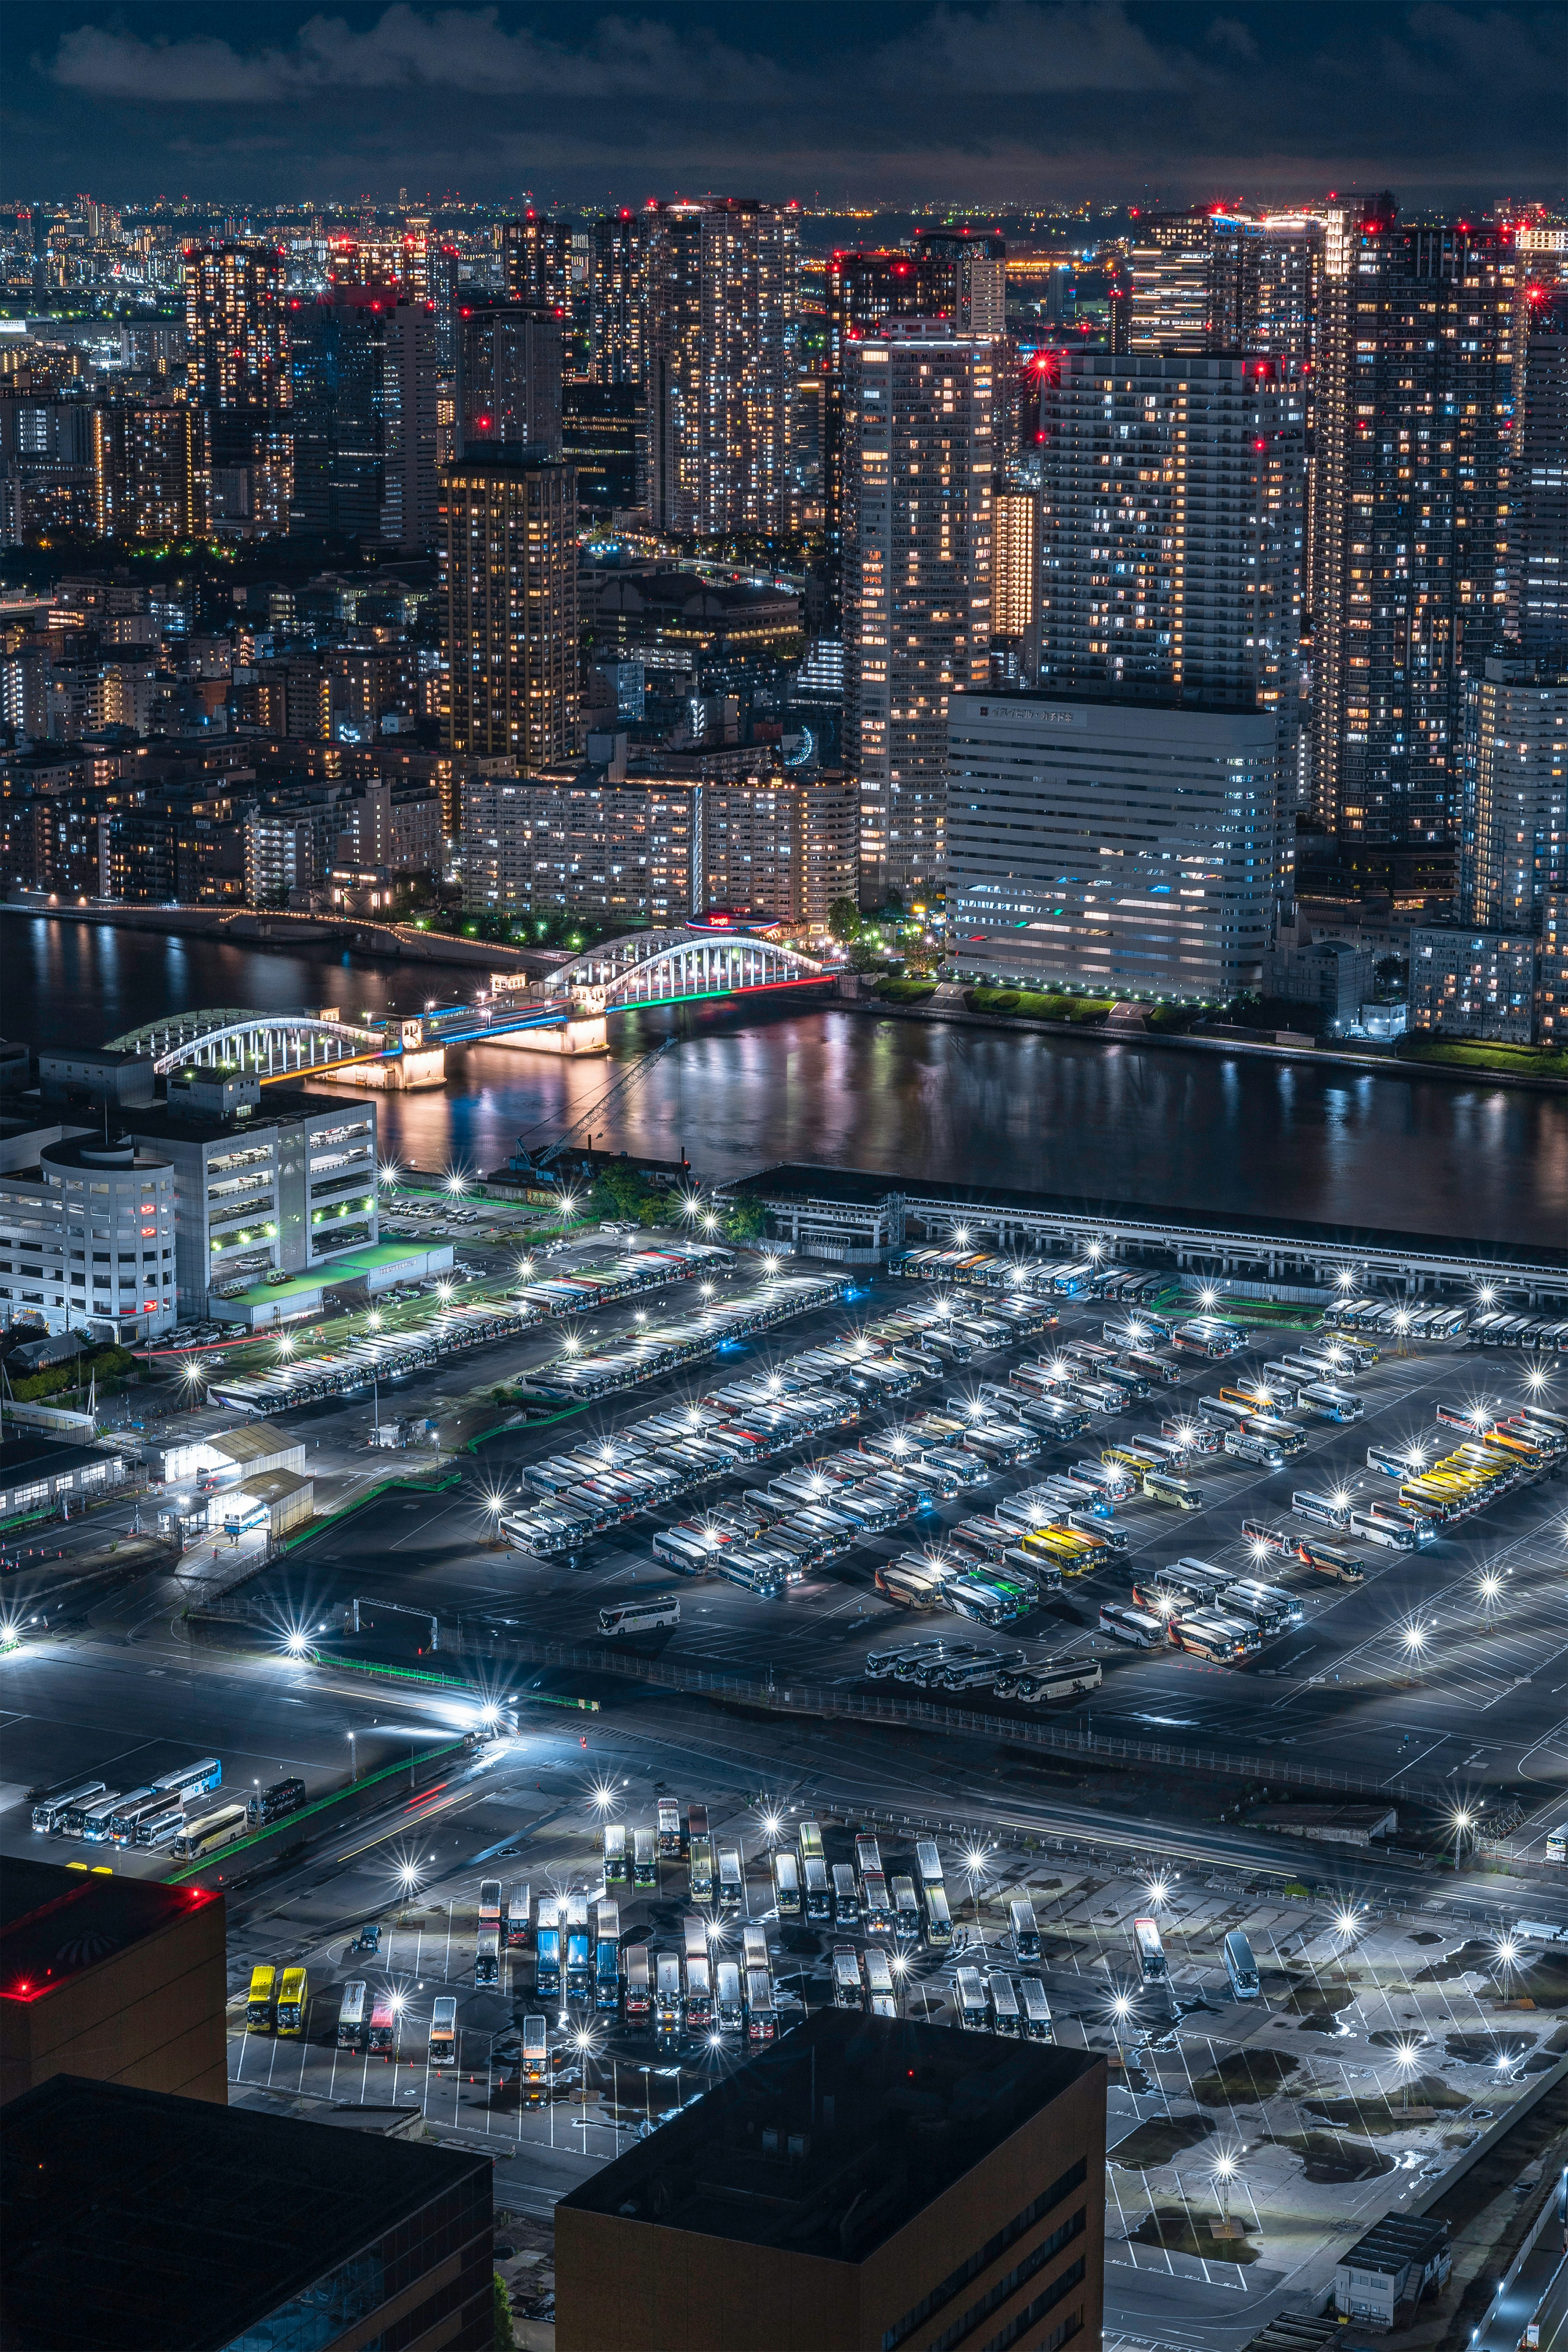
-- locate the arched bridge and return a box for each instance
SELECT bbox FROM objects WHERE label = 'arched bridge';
[105,1007,387,1079]
[534,927,826,1012]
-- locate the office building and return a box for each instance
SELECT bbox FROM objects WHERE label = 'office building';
[1257,213,1324,360]
[702,773,859,933]
[503,209,572,313]
[2,2077,493,2352]
[556,2011,1105,2352]
[0,1130,176,1342]
[441,448,579,768]
[947,689,1281,1000]
[563,382,641,512]
[381,294,441,549]
[116,1073,378,1316]
[1537,893,1568,1045]
[457,300,563,460]
[823,252,939,606]
[1508,292,1568,661]
[91,402,199,541]
[1461,655,1568,930]
[645,198,796,538]
[587,209,647,386]
[1310,203,1515,844]
[991,482,1041,678]
[461,771,699,926]
[287,284,390,540]
[1,1861,226,2107]
[184,239,291,533]
[1409,924,1538,1041]
[1128,210,1262,351]
[843,323,995,909]
[913,227,1007,335]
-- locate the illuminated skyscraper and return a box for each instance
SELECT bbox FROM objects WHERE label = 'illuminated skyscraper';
[1508,287,1568,662]
[645,199,796,538]
[441,449,579,768]
[457,303,563,459]
[911,229,1007,336]
[91,403,198,541]
[503,211,572,314]
[843,323,994,909]
[1128,211,1261,351]
[287,285,391,539]
[382,296,442,550]
[990,483,1041,678]
[185,239,291,532]
[587,211,647,385]
[1309,203,1515,843]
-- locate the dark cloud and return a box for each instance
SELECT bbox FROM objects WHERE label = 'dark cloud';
[14,0,1564,203]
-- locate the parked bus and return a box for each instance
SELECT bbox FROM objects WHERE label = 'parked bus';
[688,1806,714,1904]
[596,1938,621,2011]
[565,1931,593,2004]
[246,1964,276,2032]
[337,1981,368,2048]
[521,2014,549,2098]
[1144,1468,1203,1510]
[475,1927,500,1988]
[924,1884,954,1949]
[624,1945,651,2027]
[479,1879,502,1929]
[1292,1488,1351,1528]
[276,1966,309,2034]
[1019,1977,1054,2042]
[1349,1504,1424,1552]
[892,1875,921,1938]
[29,1775,106,1835]
[1542,1824,1568,1864]
[506,1884,531,1948]
[803,1855,831,1923]
[655,1953,683,2041]
[1009,1899,1041,1961]
[1133,1918,1167,1982]
[955,1967,989,2029]
[1298,1383,1363,1423]
[855,1833,884,1890]
[745,1970,777,2042]
[832,1863,860,1929]
[715,1958,744,2033]
[633,1827,656,1889]
[656,1798,682,1857]
[535,1906,562,2000]
[799,1820,825,1870]
[368,1992,396,2055]
[915,1839,945,1894]
[742,1924,770,1978]
[603,1824,628,1885]
[832,1947,864,2009]
[1292,1536,1366,1583]
[1224,1929,1260,1999]
[1099,1601,1165,1649]
[864,1947,898,2019]
[173,1802,248,1860]
[717,1845,744,1914]
[988,1974,1021,2037]
[771,1848,801,1917]
[151,1756,223,1807]
[109,1791,183,1848]
[599,1595,680,1636]
[257,1777,306,1825]
[428,1996,457,2066]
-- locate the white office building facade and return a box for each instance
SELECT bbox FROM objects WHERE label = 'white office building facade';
[946,691,1279,1000]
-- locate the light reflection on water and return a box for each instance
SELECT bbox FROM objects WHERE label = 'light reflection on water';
[5,916,1565,1246]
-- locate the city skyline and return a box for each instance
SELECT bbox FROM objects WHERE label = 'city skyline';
[10,0,1563,208]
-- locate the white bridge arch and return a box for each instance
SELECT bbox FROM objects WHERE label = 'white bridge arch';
[106,1007,385,1078]
[537,927,825,1011]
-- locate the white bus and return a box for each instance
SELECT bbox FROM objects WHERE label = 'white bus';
[1099,1601,1165,1650]
[771,1848,801,1917]
[428,1996,458,2066]
[1546,1824,1567,1864]
[954,1966,989,2029]
[1019,1976,1054,2042]
[832,1947,864,2009]
[1134,1916,1168,1982]
[988,1974,1021,2036]
[599,1595,680,1636]
[864,1947,898,2018]
[337,1980,368,2048]
[1009,1899,1041,1961]
[924,1885,954,1949]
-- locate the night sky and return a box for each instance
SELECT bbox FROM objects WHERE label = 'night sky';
[8,0,1564,209]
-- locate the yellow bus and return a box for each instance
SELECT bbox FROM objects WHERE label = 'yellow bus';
[276,1965,309,2036]
[245,1964,276,2032]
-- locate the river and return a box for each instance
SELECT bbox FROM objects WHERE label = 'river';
[5,914,1566,1247]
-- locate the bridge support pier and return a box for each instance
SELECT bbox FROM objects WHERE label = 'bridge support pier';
[318,1046,448,1090]
[490,1016,608,1058]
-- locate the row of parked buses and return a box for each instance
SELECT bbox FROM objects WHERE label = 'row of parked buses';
[28,1759,306,1859]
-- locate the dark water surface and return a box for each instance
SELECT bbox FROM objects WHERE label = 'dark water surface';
[5,915,1565,1247]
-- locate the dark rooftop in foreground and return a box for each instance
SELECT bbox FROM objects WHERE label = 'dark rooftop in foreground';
[1,1860,219,2006]
[1,2075,491,2352]
[0,1434,113,1492]
[557,2011,1102,2261]
[733,1161,1568,1269]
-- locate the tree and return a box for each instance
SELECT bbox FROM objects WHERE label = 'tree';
[849,934,884,973]
[827,896,862,944]
[722,1195,767,1242]
[492,2272,514,2352]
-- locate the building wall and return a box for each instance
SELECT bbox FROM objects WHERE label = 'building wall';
[947,691,1280,999]
[461,774,698,926]
[555,2061,1104,2352]
[442,455,580,771]
[1409,925,1539,1041]
[1461,661,1568,931]
[702,774,858,932]
[844,326,994,911]
[0,1888,228,2108]
[1537,894,1568,1045]
[0,1138,176,1341]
